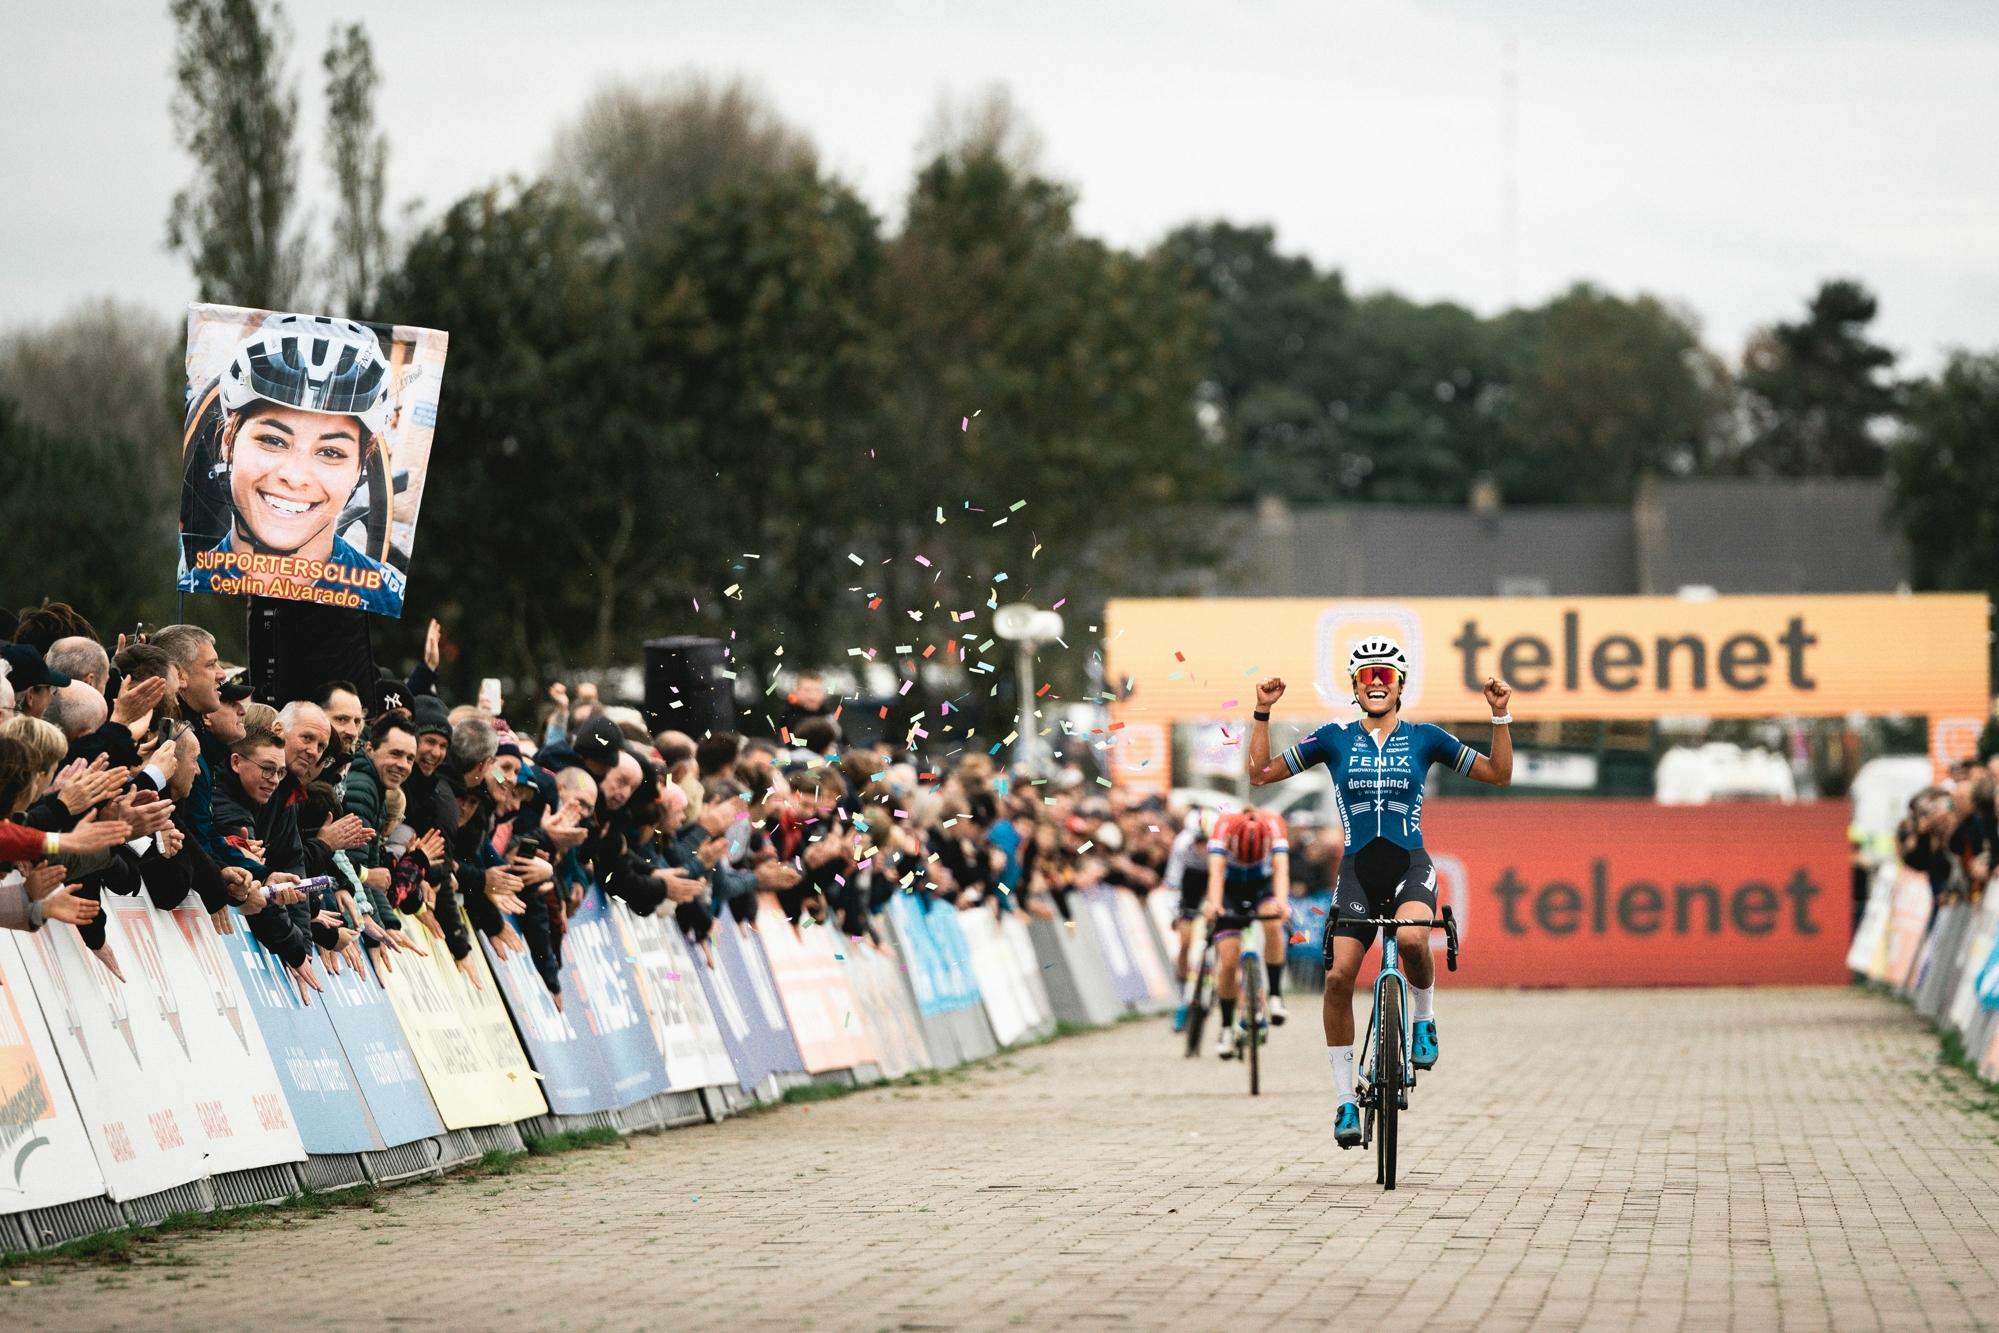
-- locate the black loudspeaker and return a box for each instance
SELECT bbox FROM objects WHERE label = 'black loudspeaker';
[246,598,377,708]
[643,636,732,737]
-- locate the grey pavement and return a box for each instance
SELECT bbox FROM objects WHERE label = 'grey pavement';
[10,987,1999,1331]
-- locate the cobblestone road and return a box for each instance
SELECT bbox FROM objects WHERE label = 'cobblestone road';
[11,987,1999,1331]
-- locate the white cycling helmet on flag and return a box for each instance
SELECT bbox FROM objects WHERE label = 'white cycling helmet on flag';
[218,313,391,443]
[1346,636,1410,679]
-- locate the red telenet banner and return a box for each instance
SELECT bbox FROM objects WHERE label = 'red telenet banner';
[1359,800,1851,987]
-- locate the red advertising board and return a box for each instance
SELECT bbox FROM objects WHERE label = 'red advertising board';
[1387,800,1851,987]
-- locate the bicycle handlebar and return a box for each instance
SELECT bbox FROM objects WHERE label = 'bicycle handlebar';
[1331,905,1461,972]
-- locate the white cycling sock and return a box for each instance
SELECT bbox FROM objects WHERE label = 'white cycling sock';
[1328,1045,1356,1103]
[1410,984,1435,1021]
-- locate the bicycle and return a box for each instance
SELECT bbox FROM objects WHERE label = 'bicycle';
[1181,910,1282,1096]
[1331,906,1459,1191]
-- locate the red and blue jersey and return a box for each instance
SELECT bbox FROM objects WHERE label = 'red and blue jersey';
[1208,809,1289,884]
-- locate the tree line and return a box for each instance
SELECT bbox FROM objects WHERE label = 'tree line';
[1,0,1993,690]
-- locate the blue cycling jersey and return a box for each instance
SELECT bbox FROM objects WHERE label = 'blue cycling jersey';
[1279,719,1475,851]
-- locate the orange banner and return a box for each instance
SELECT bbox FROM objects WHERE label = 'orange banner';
[1351,800,1852,987]
[1106,593,1987,725]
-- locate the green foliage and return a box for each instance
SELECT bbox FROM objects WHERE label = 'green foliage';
[375,181,645,679]
[1888,351,1999,676]
[1164,226,1734,507]
[1498,284,1730,502]
[1738,278,1901,477]
[0,399,178,630]
[321,22,389,316]
[166,0,305,309]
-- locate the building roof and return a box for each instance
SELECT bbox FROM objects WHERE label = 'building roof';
[1634,477,1908,594]
[1180,478,1908,600]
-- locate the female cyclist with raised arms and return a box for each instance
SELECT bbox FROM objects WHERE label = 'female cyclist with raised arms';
[1244,638,1512,1147]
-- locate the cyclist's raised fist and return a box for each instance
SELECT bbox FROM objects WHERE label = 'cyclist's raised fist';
[1484,676,1512,714]
[1255,677,1286,708]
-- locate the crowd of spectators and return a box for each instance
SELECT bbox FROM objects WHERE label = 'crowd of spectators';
[1,598,1348,1016]
[1896,755,1999,907]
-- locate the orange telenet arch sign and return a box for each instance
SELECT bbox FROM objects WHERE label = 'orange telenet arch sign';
[1103,594,1990,786]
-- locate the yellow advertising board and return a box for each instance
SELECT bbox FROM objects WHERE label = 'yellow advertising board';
[1104,594,1989,786]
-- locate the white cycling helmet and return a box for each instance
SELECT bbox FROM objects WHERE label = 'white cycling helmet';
[219,313,391,443]
[1346,636,1410,679]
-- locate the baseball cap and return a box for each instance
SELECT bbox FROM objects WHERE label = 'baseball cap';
[573,713,628,765]
[371,675,411,718]
[218,679,255,703]
[0,642,71,690]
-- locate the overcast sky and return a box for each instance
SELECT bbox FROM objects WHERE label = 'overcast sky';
[6,0,1996,369]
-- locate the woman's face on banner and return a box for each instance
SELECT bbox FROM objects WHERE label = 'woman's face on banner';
[227,404,365,557]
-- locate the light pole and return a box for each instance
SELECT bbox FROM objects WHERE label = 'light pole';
[993,602,1064,776]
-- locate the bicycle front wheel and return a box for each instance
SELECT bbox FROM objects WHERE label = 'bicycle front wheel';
[1377,984,1401,1190]
[1243,958,1263,1097]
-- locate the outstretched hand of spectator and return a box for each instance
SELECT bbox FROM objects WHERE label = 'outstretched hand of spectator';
[317,813,373,852]
[290,959,324,1005]
[111,673,168,727]
[40,883,99,927]
[423,618,443,672]
[59,760,129,814]
[540,805,587,851]
[59,810,136,857]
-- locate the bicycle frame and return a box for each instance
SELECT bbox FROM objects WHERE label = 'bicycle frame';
[1364,933,1412,1102]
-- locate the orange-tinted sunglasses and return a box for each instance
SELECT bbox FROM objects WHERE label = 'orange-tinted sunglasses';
[1354,665,1402,688]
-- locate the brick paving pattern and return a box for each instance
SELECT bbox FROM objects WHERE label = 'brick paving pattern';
[12,986,1999,1331]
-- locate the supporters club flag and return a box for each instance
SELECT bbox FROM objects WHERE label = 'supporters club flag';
[175,302,448,619]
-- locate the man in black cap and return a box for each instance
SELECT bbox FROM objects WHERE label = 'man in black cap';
[370,674,412,721]
[535,711,628,782]
[0,641,71,719]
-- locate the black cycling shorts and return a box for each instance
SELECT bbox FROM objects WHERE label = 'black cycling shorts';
[1326,841,1437,958]
[1175,873,1206,921]
[1212,874,1278,933]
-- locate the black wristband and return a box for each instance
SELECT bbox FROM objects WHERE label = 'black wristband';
[1253,710,1271,722]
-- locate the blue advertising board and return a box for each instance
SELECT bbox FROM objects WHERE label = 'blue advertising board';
[216,914,379,1153]
[704,915,805,1092]
[317,947,446,1146]
[484,927,616,1115]
[557,888,671,1108]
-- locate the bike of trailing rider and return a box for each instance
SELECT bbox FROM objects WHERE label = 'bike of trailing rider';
[1167,806,1221,1031]
[1201,806,1292,1058]
[1242,639,1513,1148]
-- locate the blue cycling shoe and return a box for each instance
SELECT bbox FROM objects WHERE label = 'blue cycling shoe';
[1412,1019,1439,1070]
[1171,1004,1188,1033]
[1334,1101,1361,1148]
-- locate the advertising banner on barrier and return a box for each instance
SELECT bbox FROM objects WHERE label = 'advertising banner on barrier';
[959,909,1030,1046]
[616,903,737,1093]
[177,302,449,618]
[484,928,618,1117]
[1882,869,1935,990]
[699,917,804,1094]
[536,889,670,1110]
[314,947,442,1148]
[382,914,545,1128]
[123,903,305,1175]
[1080,888,1146,1008]
[1113,891,1177,1005]
[752,897,875,1073]
[999,915,1056,1035]
[1372,801,1854,987]
[217,911,380,1154]
[13,910,209,1200]
[0,934,106,1214]
[840,943,930,1079]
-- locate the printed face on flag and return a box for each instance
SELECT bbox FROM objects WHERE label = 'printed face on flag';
[175,302,449,619]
